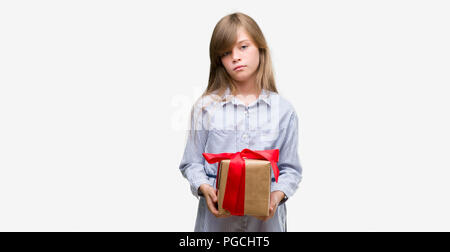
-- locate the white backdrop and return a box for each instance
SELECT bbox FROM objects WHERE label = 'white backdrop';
[1,0,449,231]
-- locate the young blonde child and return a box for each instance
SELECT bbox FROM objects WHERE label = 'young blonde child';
[179,12,302,232]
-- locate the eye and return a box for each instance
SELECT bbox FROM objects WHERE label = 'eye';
[241,45,248,49]
[222,51,231,57]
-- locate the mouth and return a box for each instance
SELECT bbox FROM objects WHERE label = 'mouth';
[234,65,246,71]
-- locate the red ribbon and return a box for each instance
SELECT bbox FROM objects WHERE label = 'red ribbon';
[202,148,279,216]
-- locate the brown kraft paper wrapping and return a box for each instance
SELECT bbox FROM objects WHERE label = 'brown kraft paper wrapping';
[217,159,271,217]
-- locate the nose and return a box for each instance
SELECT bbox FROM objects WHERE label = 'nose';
[231,48,241,62]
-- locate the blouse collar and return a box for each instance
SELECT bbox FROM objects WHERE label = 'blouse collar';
[219,87,271,107]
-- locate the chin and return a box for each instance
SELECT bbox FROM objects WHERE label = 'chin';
[233,72,252,79]
[232,76,250,83]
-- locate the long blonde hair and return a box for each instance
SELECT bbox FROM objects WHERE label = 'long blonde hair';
[188,12,279,144]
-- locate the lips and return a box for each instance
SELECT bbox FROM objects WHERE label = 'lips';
[234,65,246,71]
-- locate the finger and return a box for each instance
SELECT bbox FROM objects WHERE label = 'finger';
[210,190,218,204]
[205,197,219,216]
[269,205,277,217]
[269,200,278,214]
[268,208,276,220]
[270,199,278,209]
[207,203,219,215]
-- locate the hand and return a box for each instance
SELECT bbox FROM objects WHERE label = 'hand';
[255,190,285,222]
[199,184,230,218]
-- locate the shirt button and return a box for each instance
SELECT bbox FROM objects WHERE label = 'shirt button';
[244,111,248,115]
[242,134,248,139]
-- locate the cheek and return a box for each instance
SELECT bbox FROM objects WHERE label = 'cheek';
[252,50,260,64]
[221,59,231,71]
[246,49,259,66]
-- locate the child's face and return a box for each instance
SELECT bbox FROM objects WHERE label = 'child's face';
[220,27,260,84]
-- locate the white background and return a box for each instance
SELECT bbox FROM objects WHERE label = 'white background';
[1,0,449,231]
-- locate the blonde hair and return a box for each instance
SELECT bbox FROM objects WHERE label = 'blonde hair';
[188,12,279,144]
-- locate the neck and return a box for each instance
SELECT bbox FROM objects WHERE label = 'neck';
[232,74,259,96]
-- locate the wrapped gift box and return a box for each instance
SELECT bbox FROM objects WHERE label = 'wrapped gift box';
[217,159,272,217]
[202,148,279,217]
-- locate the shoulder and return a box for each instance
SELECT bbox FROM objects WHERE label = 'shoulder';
[192,91,222,113]
[268,91,298,123]
[190,92,223,129]
[271,92,296,111]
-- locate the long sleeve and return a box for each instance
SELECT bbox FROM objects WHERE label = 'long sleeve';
[271,110,303,199]
[179,104,212,198]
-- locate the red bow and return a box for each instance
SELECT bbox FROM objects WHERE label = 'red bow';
[202,148,279,216]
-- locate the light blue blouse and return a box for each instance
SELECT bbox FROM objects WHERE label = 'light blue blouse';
[179,87,303,231]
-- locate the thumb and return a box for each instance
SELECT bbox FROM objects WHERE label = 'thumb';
[270,201,277,212]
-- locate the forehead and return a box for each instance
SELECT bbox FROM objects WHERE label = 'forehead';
[234,27,252,44]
